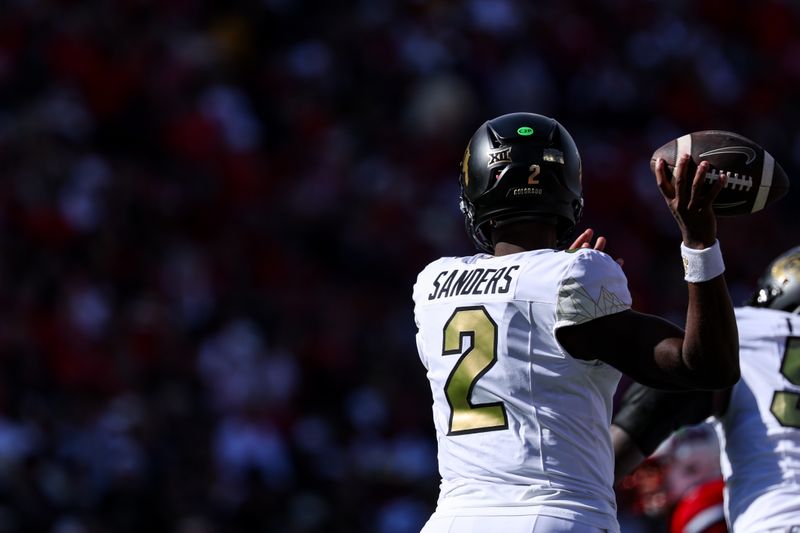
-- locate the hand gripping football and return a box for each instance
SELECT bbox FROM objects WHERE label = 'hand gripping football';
[650,130,789,216]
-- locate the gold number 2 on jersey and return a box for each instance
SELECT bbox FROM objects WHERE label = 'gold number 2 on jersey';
[771,336,800,428]
[442,306,508,435]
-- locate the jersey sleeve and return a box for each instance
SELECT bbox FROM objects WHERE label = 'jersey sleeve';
[554,249,632,329]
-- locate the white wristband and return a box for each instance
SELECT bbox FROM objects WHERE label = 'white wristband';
[681,240,725,283]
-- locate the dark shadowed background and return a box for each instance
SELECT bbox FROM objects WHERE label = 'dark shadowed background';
[0,1,798,532]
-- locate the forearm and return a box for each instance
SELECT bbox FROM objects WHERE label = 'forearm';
[652,155,740,389]
[681,275,740,388]
[612,424,645,484]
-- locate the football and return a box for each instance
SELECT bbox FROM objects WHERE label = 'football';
[650,130,789,216]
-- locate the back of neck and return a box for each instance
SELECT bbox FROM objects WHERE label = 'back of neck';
[491,221,558,257]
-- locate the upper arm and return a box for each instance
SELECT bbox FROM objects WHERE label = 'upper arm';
[552,248,736,389]
[556,309,697,389]
[552,250,693,388]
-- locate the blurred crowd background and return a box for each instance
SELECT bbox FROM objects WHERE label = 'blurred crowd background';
[0,0,798,532]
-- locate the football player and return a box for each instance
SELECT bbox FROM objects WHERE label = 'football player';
[612,245,800,532]
[412,112,740,533]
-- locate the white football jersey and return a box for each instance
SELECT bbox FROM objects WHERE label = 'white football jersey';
[715,306,800,532]
[413,248,631,531]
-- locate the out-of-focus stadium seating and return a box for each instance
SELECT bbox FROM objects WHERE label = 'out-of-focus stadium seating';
[0,1,798,531]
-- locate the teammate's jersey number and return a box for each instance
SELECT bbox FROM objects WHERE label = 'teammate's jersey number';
[442,306,508,435]
[771,336,800,428]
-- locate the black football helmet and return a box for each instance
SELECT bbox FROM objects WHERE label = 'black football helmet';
[747,246,800,313]
[459,112,583,253]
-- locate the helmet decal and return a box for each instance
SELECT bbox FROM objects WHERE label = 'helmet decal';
[543,149,565,164]
[457,112,583,253]
[748,246,800,313]
[462,145,471,187]
[488,147,512,167]
[771,254,800,285]
[527,164,541,185]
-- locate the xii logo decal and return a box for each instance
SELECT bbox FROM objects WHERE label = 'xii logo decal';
[488,147,512,167]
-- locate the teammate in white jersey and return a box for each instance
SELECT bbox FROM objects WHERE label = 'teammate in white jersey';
[612,245,800,532]
[413,112,740,533]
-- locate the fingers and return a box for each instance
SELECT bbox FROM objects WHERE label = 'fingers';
[708,170,728,204]
[672,153,692,209]
[687,161,712,211]
[568,227,608,253]
[657,154,726,213]
[569,228,594,250]
[594,235,607,252]
[654,152,720,248]
[655,157,675,199]
[686,162,730,212]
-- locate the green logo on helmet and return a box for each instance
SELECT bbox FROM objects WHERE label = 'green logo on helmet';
[517,127,534,136]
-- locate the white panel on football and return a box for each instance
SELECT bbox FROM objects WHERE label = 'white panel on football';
[677,134,692,160]
[752,152,775,213]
